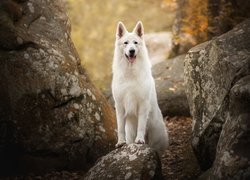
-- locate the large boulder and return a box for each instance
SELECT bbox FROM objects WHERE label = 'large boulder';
[153,55,190,117]
[0,0,116,175]
[212,76,250,179]
[184,18,250,178]
[84,144,163,180]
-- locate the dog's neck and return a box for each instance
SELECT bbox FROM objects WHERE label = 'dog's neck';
[112,52,152,82]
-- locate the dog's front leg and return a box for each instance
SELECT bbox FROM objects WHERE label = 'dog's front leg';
[115,104,126,148]
[135,101,150,144]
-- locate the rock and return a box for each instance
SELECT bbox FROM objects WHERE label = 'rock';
[84,144,163,180]
[144,32,172,65]
[211,75,250,179]
[184,18,250,177]
[152,55,190,117]
[197,168,212,180]
[0,0,116,175]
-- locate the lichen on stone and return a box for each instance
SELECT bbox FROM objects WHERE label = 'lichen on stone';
[27,2,35,13]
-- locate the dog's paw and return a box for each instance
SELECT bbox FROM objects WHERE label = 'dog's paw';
[135,138,145,144]
[115,141,126,148]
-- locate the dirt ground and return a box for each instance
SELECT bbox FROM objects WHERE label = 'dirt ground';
[2,117,201,180]
[162,116,201,180]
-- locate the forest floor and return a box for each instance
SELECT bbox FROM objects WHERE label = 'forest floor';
[162,116,201,180]
[2,117,201,180]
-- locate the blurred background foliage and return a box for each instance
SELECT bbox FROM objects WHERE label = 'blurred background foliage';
[65,0,250,90]
[65,0,176,90]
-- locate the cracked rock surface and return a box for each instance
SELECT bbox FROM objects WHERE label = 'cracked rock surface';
[184,19,250,178]
[0,0,116,175]
[84,144,163,180]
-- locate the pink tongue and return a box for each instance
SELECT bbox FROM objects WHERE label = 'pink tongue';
[128,57,136,63]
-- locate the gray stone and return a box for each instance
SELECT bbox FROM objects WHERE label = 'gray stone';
[184,18,250,178]
[211,75,250,179]
[84,144,163,180]
[153,54,190,117]
[0,0,116,175]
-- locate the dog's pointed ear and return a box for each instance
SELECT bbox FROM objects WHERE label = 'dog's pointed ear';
[133,21,144,37]
[116,21,127,38]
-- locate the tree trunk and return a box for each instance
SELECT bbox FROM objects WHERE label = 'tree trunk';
[207,0,250,38]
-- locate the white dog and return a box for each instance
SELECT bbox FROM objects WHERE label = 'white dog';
[111,21,169,155]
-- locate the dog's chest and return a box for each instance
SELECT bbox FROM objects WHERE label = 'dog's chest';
[113,76,150,116]
[123,84,142,115]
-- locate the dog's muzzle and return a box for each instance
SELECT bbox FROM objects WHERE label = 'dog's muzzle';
[125,49,136,63]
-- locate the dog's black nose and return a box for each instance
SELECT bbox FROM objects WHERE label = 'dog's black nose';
[129,49,135,55]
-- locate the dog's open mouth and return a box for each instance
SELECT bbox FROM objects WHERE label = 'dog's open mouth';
[125,54,136,64]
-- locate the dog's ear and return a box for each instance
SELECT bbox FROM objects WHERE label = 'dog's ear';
[116,21,127,38]
[133,21,144,37]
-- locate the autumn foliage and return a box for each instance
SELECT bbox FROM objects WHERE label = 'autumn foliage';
[66,0,250,87]
[169,0,250,56]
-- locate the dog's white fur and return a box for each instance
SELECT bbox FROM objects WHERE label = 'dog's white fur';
[112,21,169,155]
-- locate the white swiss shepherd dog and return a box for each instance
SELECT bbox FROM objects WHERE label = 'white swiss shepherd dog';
[112,21,169,156]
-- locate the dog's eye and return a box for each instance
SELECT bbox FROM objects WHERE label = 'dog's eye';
[134,41,138,44]
[124,41,128,45]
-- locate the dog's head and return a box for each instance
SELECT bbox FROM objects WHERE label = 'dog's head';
[115,21,144,64]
